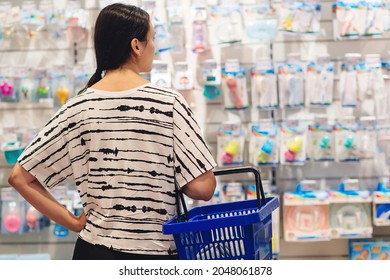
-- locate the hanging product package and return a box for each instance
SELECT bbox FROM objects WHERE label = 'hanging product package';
[33,68,51,103]
[308,116,335,161]
[278,56,305,108]
[364,0,385,37]
[221,59,249,110]
[202,59,221,100]
[217,121,245,166]
[339,53,362,107]
[0,1,20,40]
[280,119,307,165]
[167,0,185,54]
[305,55,334,107]
[0,65,17,103]
[50,65,73,111]
[296,0,321,34]
[151,60,171,88]
[334,0,365,39]
[173,62,194,91]
[334,117,360,162]
[191,3,208,54]
[376,55,390,120]
[65,1,89,44]
[44,2,67,39]
[242,0,277,43]
[15,66,36,104]
[249,119,280,166]
[377,123,390,165]
[279,0,321,35]
[209,1,243,45]
[73,64,94,94]
[221,182,245,202]
[358,54,385,101]
[278,0,299,34]
[1,188,27,235]
[0,127,27,165]
[20,0,46,38]
[356,116,377,159]
[251,57,278,110]
[153,6,174,54]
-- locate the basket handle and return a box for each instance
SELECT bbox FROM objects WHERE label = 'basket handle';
[175,166,266,222]
[213,166,266,209]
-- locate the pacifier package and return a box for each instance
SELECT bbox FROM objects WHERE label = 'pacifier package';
[33,68,52,103]
[280,120,307,165]
[217,121,245,166]
[249,119,280,166]
[0,65,17,103]
[307,116,335,161]
[15,66,35,104]
[334,117,360,162]
[50,65,73,111]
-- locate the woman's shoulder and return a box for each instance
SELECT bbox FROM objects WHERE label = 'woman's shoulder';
[143,83,182,98]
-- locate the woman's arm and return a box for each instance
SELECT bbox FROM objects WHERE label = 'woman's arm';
[181,170,216,201]
[8,163,86,232]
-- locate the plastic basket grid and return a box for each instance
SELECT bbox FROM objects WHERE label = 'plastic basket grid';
[163,196,279,260]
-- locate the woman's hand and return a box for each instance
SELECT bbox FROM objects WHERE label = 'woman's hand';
[72,211,87,232]
[9,163,88,233]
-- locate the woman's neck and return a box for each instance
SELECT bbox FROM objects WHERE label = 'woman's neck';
[91,66,149,92]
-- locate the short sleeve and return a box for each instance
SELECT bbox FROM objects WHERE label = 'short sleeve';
[17,107,74,189]
[173,94,217,188]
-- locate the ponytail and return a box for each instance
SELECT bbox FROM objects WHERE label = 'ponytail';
[87,69,103,88]
[77,69,103,95]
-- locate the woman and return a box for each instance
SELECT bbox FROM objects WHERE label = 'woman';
[8,3,216,260]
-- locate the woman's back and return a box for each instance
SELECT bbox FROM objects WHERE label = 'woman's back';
[18,82,216,255]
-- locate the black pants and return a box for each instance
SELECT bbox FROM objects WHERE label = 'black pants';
[72,237,179,260]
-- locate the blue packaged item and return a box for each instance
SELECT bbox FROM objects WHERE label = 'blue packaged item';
[373,178,390,226]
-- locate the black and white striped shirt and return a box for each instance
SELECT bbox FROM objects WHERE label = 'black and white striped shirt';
[18,83,216,255]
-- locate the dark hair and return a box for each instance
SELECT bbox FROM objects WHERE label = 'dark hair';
[86,4,150,88]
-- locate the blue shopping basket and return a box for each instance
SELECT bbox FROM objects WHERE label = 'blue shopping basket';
[163,166,279,260]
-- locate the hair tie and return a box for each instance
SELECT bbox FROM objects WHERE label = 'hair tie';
[95,68,103,76]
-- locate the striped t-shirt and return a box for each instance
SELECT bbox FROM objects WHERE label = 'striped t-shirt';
[18,83,217,255]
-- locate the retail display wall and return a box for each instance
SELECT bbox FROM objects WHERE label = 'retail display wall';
[1,0,390,260]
